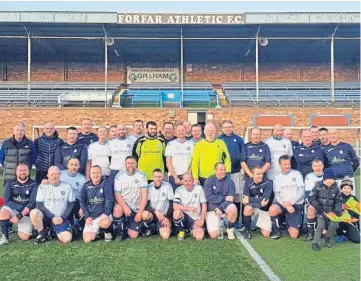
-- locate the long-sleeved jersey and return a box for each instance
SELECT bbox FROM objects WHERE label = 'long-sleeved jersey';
[55,142,88,175]
[4,178,38,212]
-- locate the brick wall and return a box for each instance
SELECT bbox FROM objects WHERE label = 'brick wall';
[31,62,64,81]
[0,108,358,140]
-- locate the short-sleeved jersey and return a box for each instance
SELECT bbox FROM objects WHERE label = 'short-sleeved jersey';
[108,137,135,171]
[133,136,166,180]
[304,172,323,192]
[36,181,76,217]
[60,170,86,200]
[174,184,207,220]
[191,139,231,179]
[148,181,174,215]
[273,170,304,205]
[264,137,293,180]
[88,141,111,176]
[165,139,194,176]
[114,169,148,212]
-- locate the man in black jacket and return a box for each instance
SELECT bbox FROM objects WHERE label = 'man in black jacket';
[34,123,64,183]
[0,164,38,245]
[309,168,342,251]
[0,122,36,183]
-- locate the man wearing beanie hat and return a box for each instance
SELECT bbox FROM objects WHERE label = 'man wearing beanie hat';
[309,168,342,251]
[336,177,360,243]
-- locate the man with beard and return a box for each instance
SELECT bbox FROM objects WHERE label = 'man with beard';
[319,127,331,150]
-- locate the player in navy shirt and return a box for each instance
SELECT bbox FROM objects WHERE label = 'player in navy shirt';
[325,128,359,195]
[77,118,98,147]
[310,126,321,145]
[80,165,114,243]
[319,127,331,150]
[241,127,271,179]
[283,128,300,169]
[293,130,326,178]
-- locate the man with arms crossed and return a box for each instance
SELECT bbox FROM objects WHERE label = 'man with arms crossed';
[30,166,75,244]
[204,163,237,240]
[173,173,207,241]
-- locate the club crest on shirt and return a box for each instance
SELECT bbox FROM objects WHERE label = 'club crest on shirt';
[259,149,262,153]
[61,191,65,195]
[162,192,166,197]
[283,144,286,148]
[127,144,131,148]
[311,150,315,153]
[233,139,237,142]
[212,185,216,190]
[187,146,191,150]
[100,188,103,193]
[26,190,29,194]
[194,194,198,198]
[76,182,79,186]
[340,150,343,154]
[74,149,77,153]
[292,177,296,182]
[134,179,139,184]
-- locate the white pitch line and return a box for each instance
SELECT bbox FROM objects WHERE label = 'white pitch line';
[235,231,281,281]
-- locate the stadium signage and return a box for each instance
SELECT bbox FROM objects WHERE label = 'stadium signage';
[118,14,245,25]
[127,67,179,83]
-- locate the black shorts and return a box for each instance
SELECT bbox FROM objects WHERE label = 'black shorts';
[43,218,72,234]
[150,213,170,230]
[275,202,303,230]
[183,213,196,230]
[126,211,141,232]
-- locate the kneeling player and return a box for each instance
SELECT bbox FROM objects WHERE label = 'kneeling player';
[144,169,174,239]
[242,166,273,239]
[80,165,114,243]
[173,173,207,240]
[112,156,149,240]
[30,166,75,244]
[269,155,305,240]
[0,164,38,245]
[204,162,237,240]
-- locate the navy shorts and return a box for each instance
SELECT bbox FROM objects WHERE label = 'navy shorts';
[44,218,71,234]
[183,213,196,230]
[126,211,141,233]
[275,202,303,230]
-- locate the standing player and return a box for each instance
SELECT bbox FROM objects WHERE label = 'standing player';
[269,155,304,240]
[129,120,144,142]
[283,128,300,169]
[304,159,324,241]
[310,126,321,145]
[86,126,111,180]
[77,118,98,146]
[165,124,194,191]
[161,122,176,145]
[241,127,271,179]
[191,123,231,186]
[242,166,273,239]
[183,121,193,140]
[173,173,207,240]
[325,128,359,195]
[143,169,174,239]
[80,165,114,243]
[112,156,149,240]
[190,124,203,144]
[218,120,244,228]
[108,124,135,181]
[54,127,87,175]
[264,124,293,180]
[0,164,38,245]
[204,163,237,240]
[0,122,36,183]
[109,125,118,140]
[319,127,331,150]
[293,130,325,178]
[133,121,166,183]
[30,166,75,244]
[34,122,64,183]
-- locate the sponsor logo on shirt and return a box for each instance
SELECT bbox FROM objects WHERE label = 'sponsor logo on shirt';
[89,196,105,204]
[12,195,30,203]
[249,153,264,160]
[331,156,346,164]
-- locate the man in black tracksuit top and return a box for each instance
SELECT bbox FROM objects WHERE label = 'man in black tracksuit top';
[55,127,88,175]
[80,165,114,243]
[0,164,38,245]
[242,166,273,239]
[77,118,98,147]
[309,168,342,251]
[34,123,64,183]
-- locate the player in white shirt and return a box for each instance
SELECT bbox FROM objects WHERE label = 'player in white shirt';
[143,169,174,239]
[30,166,76,244]
[165,124,194,191]
[108,124,135,182]
[129,119,145,142]
[304,159,324,241]
[86,127,111,179]
[173,173,207,241]
[112,156,149,240]
[269,155,304,240]
[265,124,293,180]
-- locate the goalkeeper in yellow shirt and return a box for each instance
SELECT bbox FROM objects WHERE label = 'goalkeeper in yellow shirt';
[191,123,231,186]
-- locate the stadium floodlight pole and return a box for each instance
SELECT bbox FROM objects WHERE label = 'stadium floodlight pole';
[330,26,339,105]
[180,26,184,108]
[255,26,260,107]
[103,25,109,108]
[23,25,31,107]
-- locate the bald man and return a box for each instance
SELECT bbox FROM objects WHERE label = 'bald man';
[324,128,359,195]
[264,124,293,180]
[34,123,64,183]
[30,166,75,244]
[0,122,36,183]
[191,123,231,186]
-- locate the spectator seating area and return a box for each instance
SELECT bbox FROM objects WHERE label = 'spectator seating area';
[222,82,360,108]
[0,82,119,107]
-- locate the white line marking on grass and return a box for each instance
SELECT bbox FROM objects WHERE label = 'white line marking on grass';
[235,231,281,281]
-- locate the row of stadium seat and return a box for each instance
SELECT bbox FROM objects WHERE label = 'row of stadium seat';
[222,82,360,90]
[0,81,120,91]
